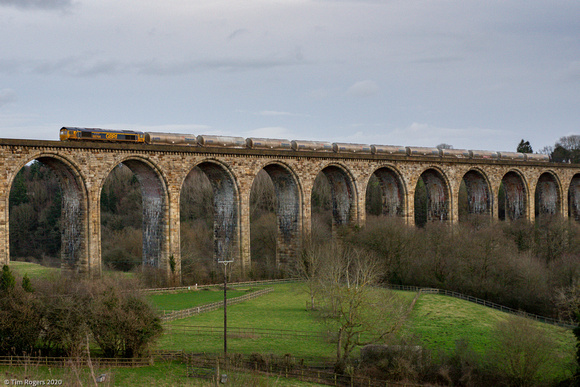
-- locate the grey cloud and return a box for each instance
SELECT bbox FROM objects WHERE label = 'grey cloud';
[0,56,302,77]
[0,0,73,10]
[562,61,580,81]
[313,0,386,3]
[0,57,125,77]
[33,58,124,77]
[258,111,292,116]
[137,57,305,75]
[411,56,464,65]
[227,29,249,41]
[0,89,16,107]
[346,80,379,97]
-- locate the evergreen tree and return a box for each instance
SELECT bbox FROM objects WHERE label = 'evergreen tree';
[9,172,28,209]
[21,273,33,293]
[517,139,533,153]
[0,265,16,293]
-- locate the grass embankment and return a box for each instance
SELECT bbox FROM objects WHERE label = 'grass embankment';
[401,293,576,379]
[148,287,256,311]
[8,260,134,279]
[403,293,574,354]
[9,261,60,278]
[154,283,575,380]
[158,283,338,359]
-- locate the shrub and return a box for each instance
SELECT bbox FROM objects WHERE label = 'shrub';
[89,284,162,358]
[487,315,557,386]
[0,272,162,358]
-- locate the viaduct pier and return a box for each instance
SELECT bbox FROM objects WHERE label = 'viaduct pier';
[1,138,579,280]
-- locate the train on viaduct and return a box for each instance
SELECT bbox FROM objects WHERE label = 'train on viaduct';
[1,129,579,281]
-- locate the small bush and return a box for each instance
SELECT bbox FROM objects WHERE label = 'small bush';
[487,315,558,386]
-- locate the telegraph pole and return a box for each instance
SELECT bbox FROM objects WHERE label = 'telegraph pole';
[218,259,233,358]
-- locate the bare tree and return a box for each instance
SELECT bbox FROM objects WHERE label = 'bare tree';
[554,278,580,323]
[315,244,406,373]
[293,241,329,310]
[488,315,556,386]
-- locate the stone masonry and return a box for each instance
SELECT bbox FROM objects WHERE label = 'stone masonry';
[1,138,579,281]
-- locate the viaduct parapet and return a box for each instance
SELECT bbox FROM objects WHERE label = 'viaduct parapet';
[1,138,579,280]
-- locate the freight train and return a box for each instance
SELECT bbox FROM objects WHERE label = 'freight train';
[59,127,551,162]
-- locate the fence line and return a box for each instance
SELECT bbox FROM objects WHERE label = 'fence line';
[0,356,150,368]
[0,352,422,386]
[160,287,274,322]
[157,351,423,387]
[179,352,423,387]
[386,284,575,329]
[164,324,328,340]
[142,278,299,294]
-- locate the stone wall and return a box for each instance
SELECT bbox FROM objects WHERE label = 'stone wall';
[1,139,579,281]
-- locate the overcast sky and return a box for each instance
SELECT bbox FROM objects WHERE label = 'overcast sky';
[0,0,578,152]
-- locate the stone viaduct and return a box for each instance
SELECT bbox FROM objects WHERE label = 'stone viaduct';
[1,138,580,281]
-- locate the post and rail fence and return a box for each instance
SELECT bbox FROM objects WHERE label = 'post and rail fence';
[0,356,151,368]
[160,287,274,322]
[141,278,299,294]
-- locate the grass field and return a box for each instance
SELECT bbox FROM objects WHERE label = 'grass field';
[154,282,576,381]
[0,362,323,386]
[403,293,575,354]
[1,262,576,384]
[148,287,258,311]
[157,284,337,359]
[7,260,134,280]
[8,260,61,278]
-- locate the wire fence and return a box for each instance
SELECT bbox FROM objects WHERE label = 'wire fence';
[156,351,423,387]
[164,324,328,340]
[0,352,421,386]
[175,351,423,387]
[385,284,575,329]
[160,287,274,322]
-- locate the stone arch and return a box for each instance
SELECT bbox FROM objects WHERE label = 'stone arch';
[568,174,580,221]
[102,157,169,268]
[255,161,302,267]
[535,171,561,217]
[499,170,528,221]
[415,167,450,225]
[460,169,492,218]
[9,154,89,273]
[366,165,406,217]
[182,159,240,263]
[316,163,358,228]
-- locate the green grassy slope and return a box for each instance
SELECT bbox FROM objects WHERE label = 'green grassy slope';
[154,282,575,379]
[8,261,60,278]
[148,287,254,311]
[158,284,336,358]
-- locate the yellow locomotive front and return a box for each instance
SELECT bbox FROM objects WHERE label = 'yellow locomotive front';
[60,127,79,141]
[59,127,145,143]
